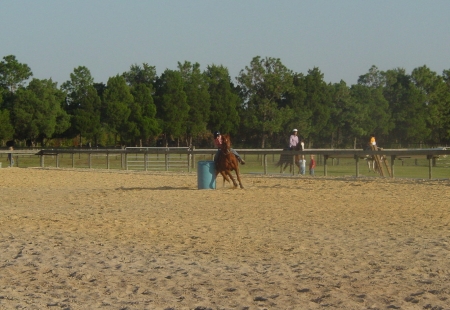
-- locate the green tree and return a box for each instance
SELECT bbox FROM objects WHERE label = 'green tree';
[12,78,70,145]
[0,55,33,92]
[443,69,450,88]
[205,64,240,137]
[61,66,101,145]
[122,63,157,88]
[443,69,450,142]
[354,66,393,146]
[350,84,392,147]
[154,69,189,145]
[72,87,102,144]
[383,68,429,145]
[237,56,293,148]
[61,66,94,107]
[0,109,14,142]
[281,73,311,147]
[411,66,450,144]
[129,84,161,146]
[178,61,210,146]
[328,81,367,148]
[297,67,332,145]
[122,63,161,145]
[357,65,386,88]
[103,75,133,146]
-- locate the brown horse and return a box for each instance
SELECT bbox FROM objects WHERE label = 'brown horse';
[275,143,302,174]
[215,134,244,189]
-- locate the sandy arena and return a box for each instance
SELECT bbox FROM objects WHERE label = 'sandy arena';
[1,168,449,309]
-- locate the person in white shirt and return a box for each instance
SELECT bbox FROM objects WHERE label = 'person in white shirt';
[299,155,306,175]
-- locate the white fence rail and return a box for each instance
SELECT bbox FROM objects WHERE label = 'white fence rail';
[126,147,191,171]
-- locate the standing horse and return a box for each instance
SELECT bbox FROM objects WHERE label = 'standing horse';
[365,154,386,174]
[364,145,386,174]
[275,143,302,174]
[215,134,244,189]
[365,155,377,172]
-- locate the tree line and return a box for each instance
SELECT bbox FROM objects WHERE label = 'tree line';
[1,54,449,149]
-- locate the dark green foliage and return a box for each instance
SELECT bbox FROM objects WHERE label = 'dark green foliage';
[61,66,101,144]
[178,61,210,146]
[2,54,450,148]
[0,55,33,93]
[0,109,14,141]
[154,69,189,145]
[411,66,450,143]
[102,75,133,145]
[383,68,430,144]
[237,56,293,148]
[205,65,240,138]
[129,84,161,145]
[11,78,70,145]
[122,63,156,88]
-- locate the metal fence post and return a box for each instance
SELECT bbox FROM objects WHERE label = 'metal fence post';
[165,153,169,171]
[264,154,267,175]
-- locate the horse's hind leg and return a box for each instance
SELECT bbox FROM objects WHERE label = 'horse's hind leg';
[281,162,288,174]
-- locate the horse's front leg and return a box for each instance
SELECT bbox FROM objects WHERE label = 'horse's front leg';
[226,171,239,188]
[220,171,231,187]
[234,168,244,189]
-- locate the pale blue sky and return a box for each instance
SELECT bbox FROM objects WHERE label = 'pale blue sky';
[1,1,449,87]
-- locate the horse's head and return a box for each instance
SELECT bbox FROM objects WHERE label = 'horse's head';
[221,134,232,150]
[294,142,303,151]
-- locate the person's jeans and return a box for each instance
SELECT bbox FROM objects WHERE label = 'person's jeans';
[215,148,240,162]
[300,166,306,175]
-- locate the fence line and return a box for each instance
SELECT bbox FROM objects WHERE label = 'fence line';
[1,147,449,179]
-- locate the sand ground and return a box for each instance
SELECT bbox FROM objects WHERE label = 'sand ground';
[1,168,450,310]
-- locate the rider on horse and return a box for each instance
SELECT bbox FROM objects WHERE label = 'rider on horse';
[289,129,299,150]
[213,131,245,165]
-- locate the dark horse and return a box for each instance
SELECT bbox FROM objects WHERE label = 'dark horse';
[215,134,244,189]
[275,143,302,174]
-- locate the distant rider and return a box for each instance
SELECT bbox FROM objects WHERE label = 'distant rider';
[289,129,299,150]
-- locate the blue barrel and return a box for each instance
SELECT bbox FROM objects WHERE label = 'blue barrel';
[197,161,216,189]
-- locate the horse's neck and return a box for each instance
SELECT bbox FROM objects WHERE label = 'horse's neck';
[221,145,231,154]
